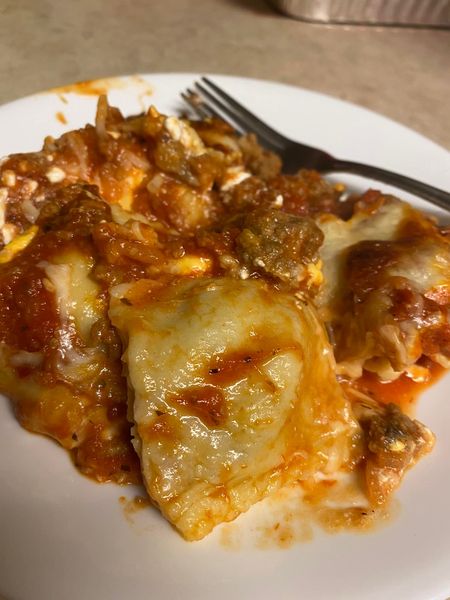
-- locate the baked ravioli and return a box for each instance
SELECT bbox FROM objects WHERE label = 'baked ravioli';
[110,277,359,540]
[317,193,450,381]
[0,184,140,482]
[0,96,445,540]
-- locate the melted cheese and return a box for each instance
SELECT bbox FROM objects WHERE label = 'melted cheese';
[0,347,90,449]
[316,198,450,380]
[39,250,101,342]
[110,277,359,540]
[316,199,411,314]
[164,116,205,157]
[0,225,38,264]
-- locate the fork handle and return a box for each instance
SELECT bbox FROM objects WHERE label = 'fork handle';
[330,159,450,212]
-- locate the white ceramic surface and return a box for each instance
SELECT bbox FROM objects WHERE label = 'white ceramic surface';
[0,74,449,600]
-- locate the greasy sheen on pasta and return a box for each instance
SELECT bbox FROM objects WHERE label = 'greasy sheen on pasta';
[0,96,445,538]
[110,277,359,540]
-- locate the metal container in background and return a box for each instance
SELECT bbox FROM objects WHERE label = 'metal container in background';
[270,0,450,26]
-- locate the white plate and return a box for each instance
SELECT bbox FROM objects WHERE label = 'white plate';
[0,74,449,600]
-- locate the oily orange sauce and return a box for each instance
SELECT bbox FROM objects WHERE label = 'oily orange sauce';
[219,479,396,550]
[55,111,67,124]
[51,75,153,97]
[356,360,445,412]
[52,77,127,96]
[119,494,152,525]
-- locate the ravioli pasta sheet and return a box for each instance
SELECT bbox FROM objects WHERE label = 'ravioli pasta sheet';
[110,278,359,540]
[0,97,445,539]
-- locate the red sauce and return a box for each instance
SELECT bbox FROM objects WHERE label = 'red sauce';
[74,425,141,484]
[206,344,299,388]
[207,350,267,387]
[172,386,227,427]
[139,414,174,443]
[0,255,59,352]
[356,360,445,412]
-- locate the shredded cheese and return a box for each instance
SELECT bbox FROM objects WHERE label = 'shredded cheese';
[0,225,38,263]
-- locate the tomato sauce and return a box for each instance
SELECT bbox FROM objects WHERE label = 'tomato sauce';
[0,94,447,522]
[356,360,445,412]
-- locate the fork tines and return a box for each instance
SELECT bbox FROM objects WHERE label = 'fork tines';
[183,77,286,152]
[181,78,450,209]
[181,89,216,120]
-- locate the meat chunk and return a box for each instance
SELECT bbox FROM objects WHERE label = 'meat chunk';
[222,170,343,216]
[353,399,435,505]
[238,133,282,179]
[236,208,324,289]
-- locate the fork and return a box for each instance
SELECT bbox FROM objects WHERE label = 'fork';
[182,77,450,212]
